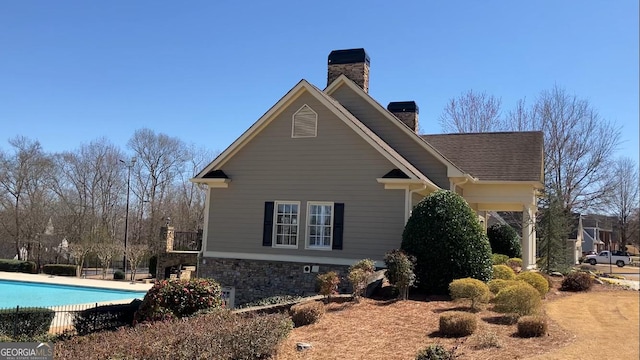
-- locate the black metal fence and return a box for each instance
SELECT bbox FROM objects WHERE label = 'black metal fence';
[0,301,140,337]
[173,230,202,251]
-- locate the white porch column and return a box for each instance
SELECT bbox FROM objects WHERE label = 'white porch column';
[522,204,537,269]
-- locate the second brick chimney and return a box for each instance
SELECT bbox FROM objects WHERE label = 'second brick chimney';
[387,101,419,133]
[327,48,370,92]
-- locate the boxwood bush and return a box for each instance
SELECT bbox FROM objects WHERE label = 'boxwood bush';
[492,265,516,280]
[134,278,222,323]
[491,254,509,265]
[289,301,325,327]
[487,279,519,294]
[448,278,490,310]
[439,311,477,337]
[517,315,548,337]
[493,282,541,316]
[487,224,522,258]
[516,272,550,297]
[401,190,493,294]
[0,307,55,338]
[43,264,77,276]
[0,259,37,274]
[415,344,456,360]
[560,271,593,292]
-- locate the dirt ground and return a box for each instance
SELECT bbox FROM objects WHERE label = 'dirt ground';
[275,285,639,360]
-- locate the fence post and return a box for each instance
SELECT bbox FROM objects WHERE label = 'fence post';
[13,306,19,338]
[93,303,98,332]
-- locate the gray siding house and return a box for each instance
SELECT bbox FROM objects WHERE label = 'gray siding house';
[192,48,544,305]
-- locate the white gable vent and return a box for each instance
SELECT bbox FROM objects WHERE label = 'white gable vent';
[292,104,317,138]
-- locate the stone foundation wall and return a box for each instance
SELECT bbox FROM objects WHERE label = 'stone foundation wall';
[198,258,351,306]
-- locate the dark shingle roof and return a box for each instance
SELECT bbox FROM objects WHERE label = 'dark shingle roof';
[421,131,543,182]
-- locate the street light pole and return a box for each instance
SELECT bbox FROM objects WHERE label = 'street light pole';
[120,157,136,279]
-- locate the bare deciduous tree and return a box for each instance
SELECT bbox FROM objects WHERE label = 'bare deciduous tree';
[530,86,620,211]
[67,241,93,277]
[607,157,639,248]
[128,129,188,250]
[94,239,123,279]
[0,136,54,260]
[439,90,504,133]
[440,86,620,212]
[125,243,148,282]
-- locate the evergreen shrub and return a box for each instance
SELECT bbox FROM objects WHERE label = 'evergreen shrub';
[560,272,593,292]
[487,224,522,258]
[134,278,221,323]
[493,283,541,316]
[516,272,550,297]
[401,190,492,294]
[43,264,77,276]
[0,259,37,274]
[517,315,548,337]
[289,301,325,327]
[492,265,516,280]
[0,307,55,338]
[439,311,477,337]
[448,278,490,310]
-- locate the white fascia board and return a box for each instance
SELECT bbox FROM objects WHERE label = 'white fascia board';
[376,178,439,191]
[190,178,230,188]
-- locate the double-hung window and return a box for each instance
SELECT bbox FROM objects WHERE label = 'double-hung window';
[307,202,333,249]
[274,201,299,248]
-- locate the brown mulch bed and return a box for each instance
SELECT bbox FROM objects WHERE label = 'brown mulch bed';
[274,280,635,360]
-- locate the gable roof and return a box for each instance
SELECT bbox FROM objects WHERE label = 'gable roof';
[193,79,440,190]
[422,132,544,183]
[325,75,467,178]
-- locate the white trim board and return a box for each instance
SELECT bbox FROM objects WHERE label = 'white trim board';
[201,251,382,267]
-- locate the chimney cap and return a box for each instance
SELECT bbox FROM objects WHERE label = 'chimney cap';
[328,48,370,66]
[387,101,419,114]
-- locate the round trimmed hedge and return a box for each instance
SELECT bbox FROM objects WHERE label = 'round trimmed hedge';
[487,224,522,258]
[401,190,493,294]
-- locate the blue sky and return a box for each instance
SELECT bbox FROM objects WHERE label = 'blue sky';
[1,1,638,166]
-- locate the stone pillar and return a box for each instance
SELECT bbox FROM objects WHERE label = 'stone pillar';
[161,226,175,252]
[522,205,537,269]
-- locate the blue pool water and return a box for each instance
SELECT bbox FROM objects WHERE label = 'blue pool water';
[0,280,148,308]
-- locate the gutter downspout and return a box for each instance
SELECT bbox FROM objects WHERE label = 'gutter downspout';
[406,182,428,223]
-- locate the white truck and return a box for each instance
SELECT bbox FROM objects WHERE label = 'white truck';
[584,251,631,267]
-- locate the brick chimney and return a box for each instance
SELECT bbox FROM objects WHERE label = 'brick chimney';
[387,101,419,132]
[327,48,370,92]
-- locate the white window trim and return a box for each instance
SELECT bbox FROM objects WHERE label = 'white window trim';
[273,200,300,249]
[305,201,334,251]
[291,104,318,138]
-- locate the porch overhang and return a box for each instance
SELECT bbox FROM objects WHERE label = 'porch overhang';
[190,178,231,188]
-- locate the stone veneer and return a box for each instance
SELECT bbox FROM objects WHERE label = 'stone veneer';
[327,62,370,92]
[392,111,419,133]
[198,258,351,306]
[157,252,198,279]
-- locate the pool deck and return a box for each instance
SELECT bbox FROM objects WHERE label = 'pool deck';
[0,271,154,292]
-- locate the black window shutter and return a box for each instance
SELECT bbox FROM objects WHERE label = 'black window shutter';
[332,203,345,250]
[263,201,274,246]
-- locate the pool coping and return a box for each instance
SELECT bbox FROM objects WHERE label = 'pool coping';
[0,271,154,292]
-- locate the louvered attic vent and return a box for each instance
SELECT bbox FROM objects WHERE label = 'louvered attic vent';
[292,104,317,138]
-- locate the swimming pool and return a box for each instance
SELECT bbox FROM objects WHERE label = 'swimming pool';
[0,280,148,308]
